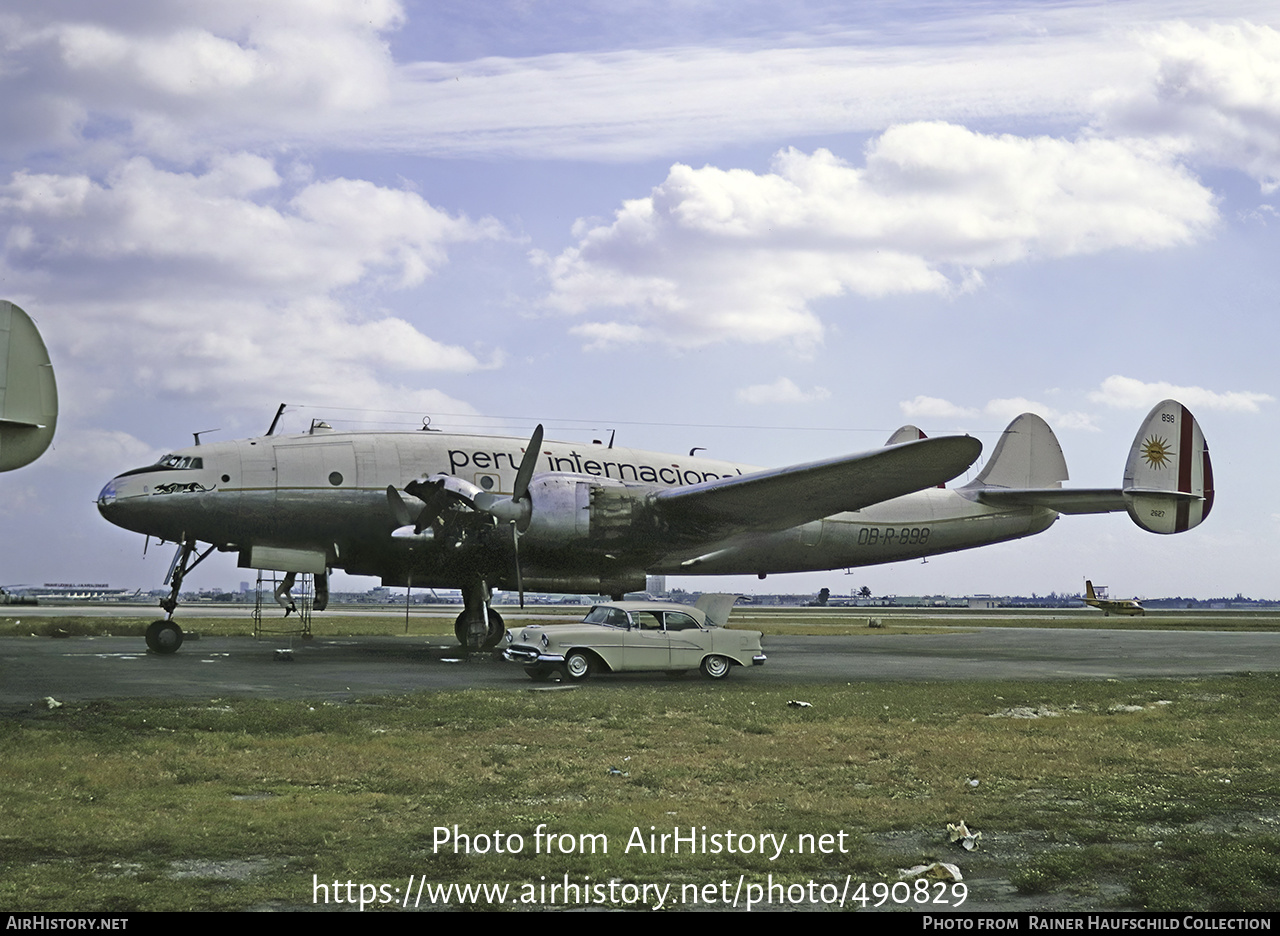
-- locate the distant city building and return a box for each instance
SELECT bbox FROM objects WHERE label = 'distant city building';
[646,575,667,596]
[30,583,139,600]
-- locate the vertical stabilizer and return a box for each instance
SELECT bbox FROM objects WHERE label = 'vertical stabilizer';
[0,300,58,471]
[885,425,927,445]
[1123,400,1213,534]
[972,413,1068,490]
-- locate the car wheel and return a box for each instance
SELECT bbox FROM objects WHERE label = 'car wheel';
[145,620,183,654]
[563,650,592,681]
[524,665,554,682]
[700,655,731,679]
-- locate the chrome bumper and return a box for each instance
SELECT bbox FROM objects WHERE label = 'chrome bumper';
[503,646,564,666]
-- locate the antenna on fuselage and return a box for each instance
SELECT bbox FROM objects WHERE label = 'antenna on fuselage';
[192,429,219,446]
[265,403,286,437]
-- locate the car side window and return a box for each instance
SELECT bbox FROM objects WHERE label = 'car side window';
[664,611,700,632]
[632,611,663,631]
[584,607,629,627]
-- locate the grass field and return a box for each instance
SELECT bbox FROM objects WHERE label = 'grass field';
[5,603,1280,640]
[2,661,1278,911]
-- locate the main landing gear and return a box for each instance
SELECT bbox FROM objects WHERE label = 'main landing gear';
[454,579,505,650]
[146,537,214,654]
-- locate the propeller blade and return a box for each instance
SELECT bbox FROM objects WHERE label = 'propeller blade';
[511,522,524,608]
[386,486,413,527]
[512,424,543,502]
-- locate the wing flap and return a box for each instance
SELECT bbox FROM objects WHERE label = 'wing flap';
[653,435,981,535]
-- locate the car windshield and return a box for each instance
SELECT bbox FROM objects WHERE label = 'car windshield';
[582,606,630,628]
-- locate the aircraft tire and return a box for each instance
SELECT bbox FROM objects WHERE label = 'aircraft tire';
[145,620,184,654]
[483,609,505,649]
[454,609,506,650]
[700,655,731,680]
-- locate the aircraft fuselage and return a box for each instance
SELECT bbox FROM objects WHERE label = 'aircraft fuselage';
[98,428,1054,592]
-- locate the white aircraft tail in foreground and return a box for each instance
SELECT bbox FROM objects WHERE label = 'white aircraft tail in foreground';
[0,300,57,472]
[98,399,1211,652]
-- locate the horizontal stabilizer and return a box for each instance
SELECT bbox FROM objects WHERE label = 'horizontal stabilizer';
[974,488,1127,514]
[655,435,981,537]
[965,400,1212,535]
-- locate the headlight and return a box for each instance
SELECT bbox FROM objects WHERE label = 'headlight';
[504,632,513,644]
[541,634,550,648]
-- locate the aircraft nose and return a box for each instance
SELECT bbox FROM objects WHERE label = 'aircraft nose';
[96,477,123,525]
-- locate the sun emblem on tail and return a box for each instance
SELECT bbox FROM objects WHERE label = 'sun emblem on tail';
[1141,435,1172,469]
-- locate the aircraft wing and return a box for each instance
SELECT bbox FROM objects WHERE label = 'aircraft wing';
[972,488,1128,514]
[652,436,981,536]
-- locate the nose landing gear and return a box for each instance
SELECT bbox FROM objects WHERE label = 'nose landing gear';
[147,537,214,654]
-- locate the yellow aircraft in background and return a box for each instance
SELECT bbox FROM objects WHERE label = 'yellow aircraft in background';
[1083,580,1145,616]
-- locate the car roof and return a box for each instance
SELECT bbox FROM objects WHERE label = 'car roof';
[590,601,708,621]
[593,600,695,612]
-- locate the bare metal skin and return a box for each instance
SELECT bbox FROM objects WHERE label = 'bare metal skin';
[97,400,1211,653]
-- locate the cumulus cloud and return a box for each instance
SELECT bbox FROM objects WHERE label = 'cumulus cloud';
[900,394,1097,429]
[1088,375,1275,413]
[1100,22,1280,192]
[0,2,404,159]
[0,154,504,413]
[1,154,498,293]
[899,396,979,419]
[984,398,1098,432]
[542,124,1216,349]
[736,378,830,405]
[40,428,164,472]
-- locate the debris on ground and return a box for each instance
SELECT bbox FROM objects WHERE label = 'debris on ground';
[989,706,1062,718]
[787,700,813,708]
[947,820,981,851]
[899,862,964,882]
[44,697,63,709]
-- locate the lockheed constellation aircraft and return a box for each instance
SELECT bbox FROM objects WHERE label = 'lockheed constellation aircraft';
[97,399,1211,653]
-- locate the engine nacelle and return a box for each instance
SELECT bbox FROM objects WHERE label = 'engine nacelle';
[1123,400,1214,534]
[524,474,651,543]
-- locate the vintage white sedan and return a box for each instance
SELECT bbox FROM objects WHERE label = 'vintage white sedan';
[502,597,766,681]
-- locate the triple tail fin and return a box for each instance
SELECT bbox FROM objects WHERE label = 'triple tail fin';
[1122,400,1213,533]
[961,401,1212,534]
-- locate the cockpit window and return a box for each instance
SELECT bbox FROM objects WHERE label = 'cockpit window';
[155,455,203,470]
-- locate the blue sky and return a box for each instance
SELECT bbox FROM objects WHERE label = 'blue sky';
[2,1,1276,599]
